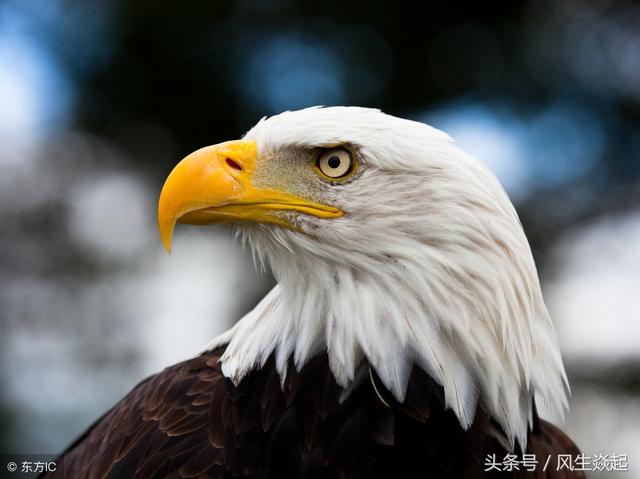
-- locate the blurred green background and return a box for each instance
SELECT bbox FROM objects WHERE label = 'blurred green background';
[0,1,639,477]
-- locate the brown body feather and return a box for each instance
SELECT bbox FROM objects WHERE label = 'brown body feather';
[42,347,583,478]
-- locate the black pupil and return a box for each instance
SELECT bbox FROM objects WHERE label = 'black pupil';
[327,155,341,169]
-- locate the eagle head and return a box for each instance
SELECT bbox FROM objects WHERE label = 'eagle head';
[158,106,568,450]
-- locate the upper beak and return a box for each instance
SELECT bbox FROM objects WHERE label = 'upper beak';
[157,139,342,252]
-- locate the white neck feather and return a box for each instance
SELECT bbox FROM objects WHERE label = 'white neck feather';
[207,212,568,450]
[205,107,569,451]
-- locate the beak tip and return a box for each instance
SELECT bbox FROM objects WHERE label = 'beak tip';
[158,215,176,255]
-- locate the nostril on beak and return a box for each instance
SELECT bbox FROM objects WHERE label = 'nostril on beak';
[226,158,242,171]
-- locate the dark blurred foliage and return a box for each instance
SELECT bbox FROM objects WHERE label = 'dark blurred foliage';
[73,1,526,151]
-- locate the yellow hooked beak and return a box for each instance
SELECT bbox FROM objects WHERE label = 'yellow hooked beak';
[158,140,343,252]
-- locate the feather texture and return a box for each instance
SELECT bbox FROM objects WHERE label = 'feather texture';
[209,107,569,448]
[43,347,583,479]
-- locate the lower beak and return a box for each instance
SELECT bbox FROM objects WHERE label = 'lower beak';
[157,139,342,252]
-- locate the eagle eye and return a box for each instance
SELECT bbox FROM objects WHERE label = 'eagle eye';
[315,148,356,180]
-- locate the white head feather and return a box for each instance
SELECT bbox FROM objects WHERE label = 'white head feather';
[206,106,569,450]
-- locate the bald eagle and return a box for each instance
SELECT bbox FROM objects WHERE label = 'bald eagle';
[45,107,583,478]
